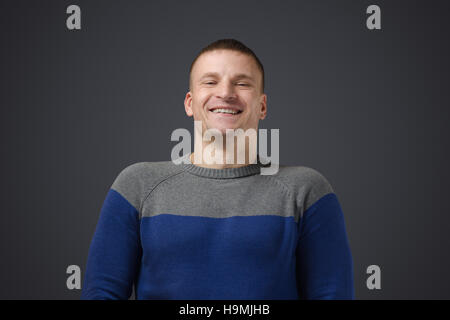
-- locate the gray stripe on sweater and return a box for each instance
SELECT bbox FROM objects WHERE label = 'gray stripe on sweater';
[111,160,334,223]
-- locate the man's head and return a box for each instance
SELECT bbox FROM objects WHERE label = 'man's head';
[184,39,267,135]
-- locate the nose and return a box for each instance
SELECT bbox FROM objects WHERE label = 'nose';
[216,81,237,101]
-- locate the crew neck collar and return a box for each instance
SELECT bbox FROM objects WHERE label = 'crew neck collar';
[179,153,269,179]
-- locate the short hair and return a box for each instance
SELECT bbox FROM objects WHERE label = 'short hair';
[189,39,265,92]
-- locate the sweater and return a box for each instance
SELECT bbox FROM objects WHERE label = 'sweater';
[81,154,354,300]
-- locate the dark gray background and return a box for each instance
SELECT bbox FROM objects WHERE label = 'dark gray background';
[1,0,449,299]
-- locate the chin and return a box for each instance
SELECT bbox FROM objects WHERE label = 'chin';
[218,125,242,134]
[205,123,234,132]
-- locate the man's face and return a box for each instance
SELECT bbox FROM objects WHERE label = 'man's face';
[184,50,267,135]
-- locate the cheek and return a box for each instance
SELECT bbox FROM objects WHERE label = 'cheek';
[193,92,210,109]
[249,101,263,121]
[245,96,261,112]
[242,91,259,104]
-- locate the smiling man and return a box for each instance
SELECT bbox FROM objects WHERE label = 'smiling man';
[81,39,355,300]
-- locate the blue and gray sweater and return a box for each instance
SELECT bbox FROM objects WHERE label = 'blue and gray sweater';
[81,154,354,299]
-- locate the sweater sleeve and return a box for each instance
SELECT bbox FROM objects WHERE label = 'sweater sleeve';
[81,186,142,300]
[296,192,355,300]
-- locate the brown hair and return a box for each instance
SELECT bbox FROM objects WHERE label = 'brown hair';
[189,39,265,92]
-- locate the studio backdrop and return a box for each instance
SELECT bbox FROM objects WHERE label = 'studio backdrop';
[1,0,449,299]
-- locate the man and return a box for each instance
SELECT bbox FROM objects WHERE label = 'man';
[81,39,355,299]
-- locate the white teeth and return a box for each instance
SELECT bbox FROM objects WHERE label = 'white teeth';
[211,108,240,114]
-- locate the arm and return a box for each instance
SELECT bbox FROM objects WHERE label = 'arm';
[81,188,142,300]
[296,193,355,299]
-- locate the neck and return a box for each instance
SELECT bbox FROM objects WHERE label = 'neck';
[191,132,258,169]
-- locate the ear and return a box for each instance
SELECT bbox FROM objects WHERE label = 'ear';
[184,91,193,117]
[259,93,267,120]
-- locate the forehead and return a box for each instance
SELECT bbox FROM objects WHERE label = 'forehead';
[192,50,260,79]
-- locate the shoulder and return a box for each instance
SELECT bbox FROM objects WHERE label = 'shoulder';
[111,161,184,188]
[110,160,185,212]
[270,165,335,213]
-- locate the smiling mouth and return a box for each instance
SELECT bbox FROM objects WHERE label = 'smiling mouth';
[208,107,243,115]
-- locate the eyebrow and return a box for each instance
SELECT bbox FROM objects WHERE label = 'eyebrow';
[198,72,255,82]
